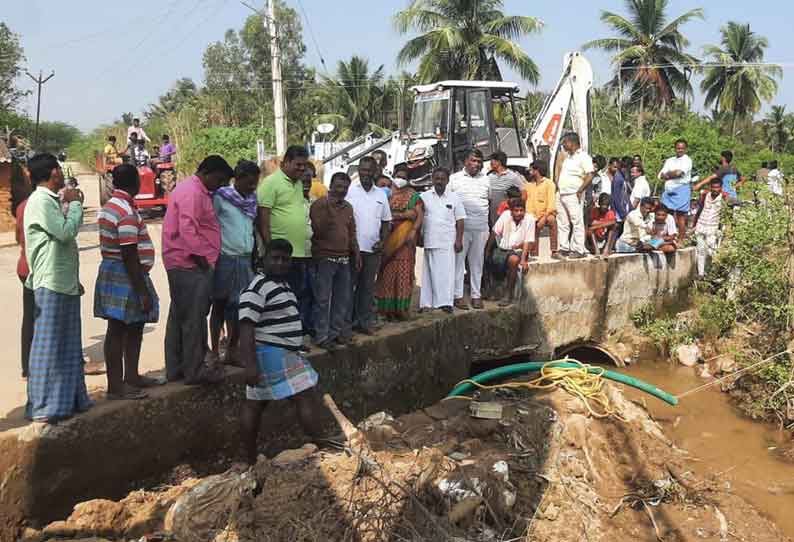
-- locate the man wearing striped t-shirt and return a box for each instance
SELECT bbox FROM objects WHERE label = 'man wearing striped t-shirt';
[238,238,327,464]
[94,164,160,400]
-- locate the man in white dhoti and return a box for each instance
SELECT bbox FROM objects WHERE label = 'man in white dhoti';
[417,168,466,313]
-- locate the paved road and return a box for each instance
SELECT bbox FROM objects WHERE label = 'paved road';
[0,164,171,424]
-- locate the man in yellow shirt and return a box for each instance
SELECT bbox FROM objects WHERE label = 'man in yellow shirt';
[103,135,122,166]
[525,160,559,259]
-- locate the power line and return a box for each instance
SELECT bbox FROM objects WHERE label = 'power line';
[43,0,186,49]
[618,61,794,70]
[295,0,328,74]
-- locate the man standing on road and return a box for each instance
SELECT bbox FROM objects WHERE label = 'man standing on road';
[15,189,33,379]
[257,146,312,325]
[163,155,232,384]
[450,149,490,309]
[95,164,159,400]
[346,156,392,334]
[556,132,595,259]
[658,139,693,240]
[24,153,92,422]
[127,117,150,143]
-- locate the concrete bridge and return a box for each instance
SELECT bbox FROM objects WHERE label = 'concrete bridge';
[0,248,695,538]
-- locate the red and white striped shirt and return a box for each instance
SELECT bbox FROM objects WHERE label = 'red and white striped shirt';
[98,190,155,272]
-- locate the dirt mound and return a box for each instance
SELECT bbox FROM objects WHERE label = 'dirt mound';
[28,385,788,542]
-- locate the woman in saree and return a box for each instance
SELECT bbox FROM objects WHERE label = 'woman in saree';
[375,166,423,320]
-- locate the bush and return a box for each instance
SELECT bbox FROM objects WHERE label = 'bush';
[177,126,271,175]
[630,304,697,357]
[697,297,737,337]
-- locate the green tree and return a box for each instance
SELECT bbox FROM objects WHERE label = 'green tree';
[763,105,791,153]
[37,122,81,154]
[316,56,389,140]
[583,0,703,130]
[394,0,543,84]
[0,22,27,111]
[202,29,255,127]
[146,78,198,120]
[700,22,781,136]
[240,1,307,100]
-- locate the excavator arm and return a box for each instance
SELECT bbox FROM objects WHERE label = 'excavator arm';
[527,52,593,179]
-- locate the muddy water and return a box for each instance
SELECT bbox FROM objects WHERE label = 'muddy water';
[623,361,794,538]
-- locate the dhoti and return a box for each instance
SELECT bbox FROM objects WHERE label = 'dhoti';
[420,248,455,309]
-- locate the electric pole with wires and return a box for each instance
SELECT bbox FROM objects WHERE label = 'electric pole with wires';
[267,0,287,156]
[25,69,55,150]
[241,0,287,155]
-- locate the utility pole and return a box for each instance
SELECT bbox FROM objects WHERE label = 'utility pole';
[267,0,287,156]
[25,69,55,149]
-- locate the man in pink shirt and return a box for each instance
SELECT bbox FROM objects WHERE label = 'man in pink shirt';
[163,155,233,384]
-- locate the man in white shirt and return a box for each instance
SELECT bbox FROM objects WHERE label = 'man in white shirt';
[345,156,392,334]
[658,139,693,240]
[591,155,611,199]
[629,165,651,208]
[616,197,654,253]
[556,132,595,259]
[127,118,150,143]
[450,149,490,309]
[417,168,466,313]
[486,198,534,307]
[768,160,784,196]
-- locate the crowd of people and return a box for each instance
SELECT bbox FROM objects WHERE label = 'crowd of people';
[14,128,781,461]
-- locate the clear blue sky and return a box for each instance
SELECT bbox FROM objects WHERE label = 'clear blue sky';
[4,0,792,132]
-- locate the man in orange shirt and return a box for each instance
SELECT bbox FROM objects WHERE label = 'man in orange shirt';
[524,160,559,259]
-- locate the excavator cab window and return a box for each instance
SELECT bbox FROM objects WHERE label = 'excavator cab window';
[450,88,495,169]
[467,89,493,158]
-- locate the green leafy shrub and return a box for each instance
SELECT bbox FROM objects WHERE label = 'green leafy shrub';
[696,297,737,337]
[177,126,271,175]
[630,304,656,329]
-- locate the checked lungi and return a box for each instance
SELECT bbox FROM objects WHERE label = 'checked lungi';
[27,288,93,421]
[94,259,159,324]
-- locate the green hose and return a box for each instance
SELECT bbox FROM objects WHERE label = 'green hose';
[447,361,679,406]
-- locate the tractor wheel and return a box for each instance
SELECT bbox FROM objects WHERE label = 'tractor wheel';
[160,169,176,193]
[99,173,113,206]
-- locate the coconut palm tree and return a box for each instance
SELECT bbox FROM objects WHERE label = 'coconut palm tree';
[701,22,781,136]
[315,56,389,140]
[394,0,543,84]
[583,0,703,129]
[763,105,791,153]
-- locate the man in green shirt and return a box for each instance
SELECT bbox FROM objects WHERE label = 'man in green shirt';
[257,145,313,331]
[24,153,92,422]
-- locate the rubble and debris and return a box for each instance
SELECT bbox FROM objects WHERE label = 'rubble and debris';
[36,385,789,542]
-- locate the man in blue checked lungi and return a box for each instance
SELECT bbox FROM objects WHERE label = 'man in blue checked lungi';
[209,160,259,367]
[239,238,329,465]
[95,164,160,400]
[24,153,92,422]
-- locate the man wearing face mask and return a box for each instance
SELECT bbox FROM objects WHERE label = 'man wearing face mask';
[346,156,392,335]
[449,149,490,310]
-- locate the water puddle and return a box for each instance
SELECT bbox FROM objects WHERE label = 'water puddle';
[624,361,794,538]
